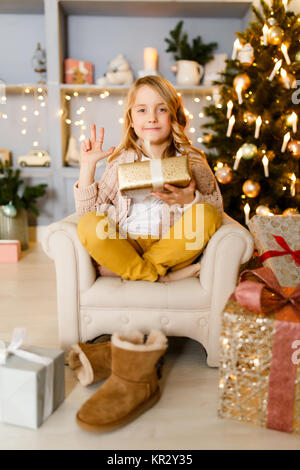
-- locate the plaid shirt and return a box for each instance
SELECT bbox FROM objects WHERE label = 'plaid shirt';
[74,149,223,236]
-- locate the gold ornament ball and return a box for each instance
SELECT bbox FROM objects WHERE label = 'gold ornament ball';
[287,140,300,159]
[256,205,273,216]
[243,111,257,124]
[282,208,299,216]
[294,50,300,63]
[215,166,232,184]
[239,143,258,160]
[233,73,251,91]
[268,26,284,45]
[242,180,261,198]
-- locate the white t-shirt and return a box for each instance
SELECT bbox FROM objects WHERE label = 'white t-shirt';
[119,153,164,236]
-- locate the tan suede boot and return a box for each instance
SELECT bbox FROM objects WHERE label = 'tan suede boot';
[67,340,111,386]
[76,330,168,433]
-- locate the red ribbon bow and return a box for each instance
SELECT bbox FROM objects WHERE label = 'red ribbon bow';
[260,235,300,266]
[233,266,300,315]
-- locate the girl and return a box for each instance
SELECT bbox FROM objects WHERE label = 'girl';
[74,75,223,282]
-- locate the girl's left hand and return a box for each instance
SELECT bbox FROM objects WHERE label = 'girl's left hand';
[151,178,196,206]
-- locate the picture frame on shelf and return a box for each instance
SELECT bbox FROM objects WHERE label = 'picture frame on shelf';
[0,149,11,165]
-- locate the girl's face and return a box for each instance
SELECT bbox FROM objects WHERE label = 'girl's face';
[130,85,172,146]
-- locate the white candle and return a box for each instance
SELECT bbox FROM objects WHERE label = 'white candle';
[226,115,235,137]
[262,155,269,177]
[268,59,282,81]
[263,25,269,46]
[235,85,243,105]
[232,38,241,60]
[144,47,158,71]
[233,148,243,170]
[289,111,298,133]
[226,100,233,119]
[282,0,288,11]
[281,131,291,152]
[254,116,262,139]
[281,43,291,65]
[244,203,250,225]
[280,68,290,88]
[290,173,296,197]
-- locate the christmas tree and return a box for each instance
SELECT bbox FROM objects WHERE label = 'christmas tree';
[202,0,300,225]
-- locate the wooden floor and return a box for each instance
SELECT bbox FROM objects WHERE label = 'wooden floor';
[0,242,299,450]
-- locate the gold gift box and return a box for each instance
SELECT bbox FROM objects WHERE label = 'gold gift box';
[117,155,191,197]
[218,299,300,434]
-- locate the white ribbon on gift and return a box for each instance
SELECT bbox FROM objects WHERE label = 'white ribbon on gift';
[65,60,90,76]
[144,139,165,191]
[0,328,54,422]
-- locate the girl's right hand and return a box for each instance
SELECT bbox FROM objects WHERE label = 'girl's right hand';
[80,124,115,169]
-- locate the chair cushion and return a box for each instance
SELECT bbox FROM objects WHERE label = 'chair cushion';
[80,276,211,310]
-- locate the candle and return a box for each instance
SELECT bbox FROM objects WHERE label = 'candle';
[144,47,158,71]
[263,25,269,46]
[288,111,298,133]
[268,59,282,81]
[280,68,290,88]
[262,155,269,177]
[254,116,262,139]
[281,43,291,65]
[233,148,243,170]
[281,131,291,152]
[244,203,250,225]
[226,100,233,119]
[232,38,241,60]
[226,115,235,137]
[282,0,288,11]
[290,173,296,197]
[235,85,243,105]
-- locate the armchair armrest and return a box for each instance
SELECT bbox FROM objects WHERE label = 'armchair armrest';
[41,213,97,349]
[200,213,254,366]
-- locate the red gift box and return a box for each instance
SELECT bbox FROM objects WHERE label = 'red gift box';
[64,58,94,84]
[0,240,21,262]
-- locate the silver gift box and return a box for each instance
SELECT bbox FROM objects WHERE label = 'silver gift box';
[0,345,65,429]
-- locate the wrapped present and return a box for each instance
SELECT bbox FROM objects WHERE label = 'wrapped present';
[218,267,300,434]
[117,155,191,198]
[0,328,65,429]
[248,215,300,287]
[0,240,21,263]
[64,58,94,84]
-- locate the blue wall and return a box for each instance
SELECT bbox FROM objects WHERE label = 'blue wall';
[67,16,242,83]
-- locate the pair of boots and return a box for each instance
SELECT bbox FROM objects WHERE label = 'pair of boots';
[68,330,168,433]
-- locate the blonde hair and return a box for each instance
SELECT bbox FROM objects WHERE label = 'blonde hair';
[107,75,204,163]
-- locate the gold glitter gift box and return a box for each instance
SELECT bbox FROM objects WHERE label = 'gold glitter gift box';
[117,155,191,197]
[248,215,300,288]
[218,267,300,434]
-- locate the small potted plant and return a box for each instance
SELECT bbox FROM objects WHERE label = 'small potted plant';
[165,20,217,86]
[0,161,48,249]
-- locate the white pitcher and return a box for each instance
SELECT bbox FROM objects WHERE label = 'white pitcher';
[172,60,204,86]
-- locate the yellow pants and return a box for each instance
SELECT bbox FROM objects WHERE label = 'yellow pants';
[77,203,222,282]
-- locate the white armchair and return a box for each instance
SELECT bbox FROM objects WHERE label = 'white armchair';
[41,212,254,367]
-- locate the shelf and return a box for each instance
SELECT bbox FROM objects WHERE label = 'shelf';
[59,0,252,19]
[60,83,215,94]
[4,84,47,94]
[0,0,44,14]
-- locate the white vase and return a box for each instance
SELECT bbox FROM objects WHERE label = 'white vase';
[172,60,204,86]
